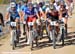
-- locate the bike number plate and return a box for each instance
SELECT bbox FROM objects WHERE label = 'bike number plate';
[28,22,34,26]
[10,22,16,26]
[23,21,26,24]
[50,21,56,25]
[61,18,65,22]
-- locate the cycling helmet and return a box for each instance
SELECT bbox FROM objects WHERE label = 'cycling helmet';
[10,2,16,7]
[33,3,37,7]
[27,2,33,7]
[39,2,43,7]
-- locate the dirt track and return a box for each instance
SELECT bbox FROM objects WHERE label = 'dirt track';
[0,5,75,54]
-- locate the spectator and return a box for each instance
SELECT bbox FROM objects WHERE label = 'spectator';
[0,13,4,26]
[0,13,4,32]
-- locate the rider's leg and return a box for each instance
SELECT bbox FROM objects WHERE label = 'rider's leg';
[15,18,20,33]
[64,18,68,37]
[70,2,74,16]
[15,18,20,29]
[10,28,13,45]
[47,18,53,41]
[33,18,38,38]
[26,17,33,44]
[15,18,21,43]
[23,24,26,35]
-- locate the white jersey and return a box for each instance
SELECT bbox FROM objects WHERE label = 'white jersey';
[54,3,60,11]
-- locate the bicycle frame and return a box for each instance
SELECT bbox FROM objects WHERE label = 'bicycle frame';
[50,21,57,49]
[58,20,65,46]
[10,22,17,50]
[28,22,38,50]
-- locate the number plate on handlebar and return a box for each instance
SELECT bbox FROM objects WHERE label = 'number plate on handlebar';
[10,22,16,26]
[23,21,26,24]
[50,21,57,26]
[28,22,34,26]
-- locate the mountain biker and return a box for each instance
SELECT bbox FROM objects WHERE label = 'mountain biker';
[17,1,23,12]
[5,2,21,45]
[20,0,28,35]
[45,2,59,41]
[58,1,68,37]
[21,3,39,45]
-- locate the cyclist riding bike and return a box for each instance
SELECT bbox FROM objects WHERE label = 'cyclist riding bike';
[21,3,39,45]
[5,2,21,45]
[36,2,46,36]
[45,2,59,41]
[20,0,28,36]
[58,1,68,37]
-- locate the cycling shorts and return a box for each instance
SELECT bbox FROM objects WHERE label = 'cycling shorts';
[27,16,36,22]
[10,16,20,22]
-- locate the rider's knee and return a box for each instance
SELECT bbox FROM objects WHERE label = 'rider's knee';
[15,18,19,23]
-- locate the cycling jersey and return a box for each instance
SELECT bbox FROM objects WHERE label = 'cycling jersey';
[7,7,20,21]
[21,5,27,12]
[21,5,28,20]
[54,2,60,11]
[25,7,37,22]
[25,7,37,16]
[45,5,58,21]
[17,4,22,12]
[59,4,68,18]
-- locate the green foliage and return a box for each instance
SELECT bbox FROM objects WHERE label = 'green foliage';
[0,0,20,4]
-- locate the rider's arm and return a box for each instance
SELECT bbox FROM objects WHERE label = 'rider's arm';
[45,10,47,20]
[58,9,63,20]
[36,13,40,19]
[20,11,24,21]
[34,8,40,19]
[45,8,49,20]
[45,7,51,20]
[5,12,10,21]
[5,7,10,21]
[19,10,23,21]
[39,8,45,20]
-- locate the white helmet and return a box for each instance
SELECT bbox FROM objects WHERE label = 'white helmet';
[10,2,16,7]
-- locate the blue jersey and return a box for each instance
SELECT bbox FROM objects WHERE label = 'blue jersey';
[25,7,37,15]
[21,5,28,12]
[7,7,20,21]
[21,5,28,20]
[21,5,37,20]
[17,4,22,12]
